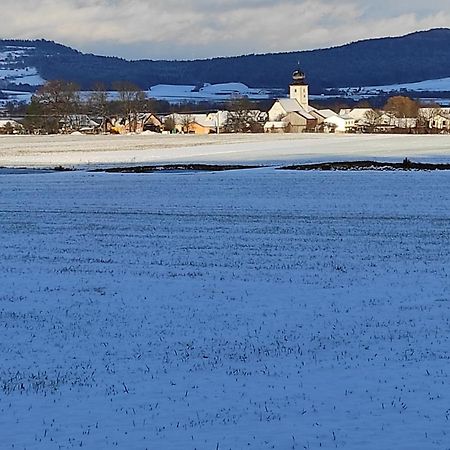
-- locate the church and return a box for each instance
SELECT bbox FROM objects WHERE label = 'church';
[265,69,336,133]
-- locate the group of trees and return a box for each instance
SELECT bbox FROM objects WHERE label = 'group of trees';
[22,80,165,133]
[384,96,420,118]
[223,98,265,133]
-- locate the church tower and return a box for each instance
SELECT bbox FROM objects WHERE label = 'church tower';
[289,69,309,110]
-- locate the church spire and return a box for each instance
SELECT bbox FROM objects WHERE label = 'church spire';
[289,67,309,109]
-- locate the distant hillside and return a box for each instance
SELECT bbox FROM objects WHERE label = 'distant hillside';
[2,29,450,93]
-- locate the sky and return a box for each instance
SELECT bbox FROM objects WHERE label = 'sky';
[2,0,450,60]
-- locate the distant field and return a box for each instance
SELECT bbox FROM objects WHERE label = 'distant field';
[1,133,450,168]
[1,169,450,449]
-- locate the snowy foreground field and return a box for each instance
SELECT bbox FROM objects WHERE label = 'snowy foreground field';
[1,167,450,450]
[1,133,450,168]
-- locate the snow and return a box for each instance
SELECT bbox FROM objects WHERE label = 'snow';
[0,67,44,86]
[0,90,33,107]
[347,77,450,94]
[0,46,45,86]
[0,82,276,106]
[314,77,450,106]
[0,46,44,105]
[1,133,450,168]
[1,167,449,449]
[321,77,450,106]
[147,83,278,103]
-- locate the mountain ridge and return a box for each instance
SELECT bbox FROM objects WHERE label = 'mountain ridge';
[1,28,450,93]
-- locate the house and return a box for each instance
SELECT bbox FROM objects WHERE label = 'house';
[419,108,450,131]
[309,109,336,125]
[268,98,313,121]
[0,119,24,134]
[378,112,396,127]
[266,104,317,133]
[429,112,450,131]
[139,113,163,133]
[282,111,318,133]
[324,114,356,133]
[59,115,100,133]
[107,113,163,134]
[167,111,230,134]
[264,121,287,133]
[378,113,417,130]
[167,113,219,134]
[206,110,229,129]
[339,108,377,127]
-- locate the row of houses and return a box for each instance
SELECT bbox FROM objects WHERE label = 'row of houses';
[102,111,232,135]
[3,106,449,135]
[2,69,450,135]
[0,110,265,135]
[264,70,450,133]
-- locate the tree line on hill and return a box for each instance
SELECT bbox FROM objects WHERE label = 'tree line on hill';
[3,28,450,92]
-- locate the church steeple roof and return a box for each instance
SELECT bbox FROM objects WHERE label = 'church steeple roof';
[291,69,307,85]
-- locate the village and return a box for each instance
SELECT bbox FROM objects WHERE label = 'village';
[1,69,450,136]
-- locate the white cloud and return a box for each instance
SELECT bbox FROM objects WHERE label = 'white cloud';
[1,0,449,59]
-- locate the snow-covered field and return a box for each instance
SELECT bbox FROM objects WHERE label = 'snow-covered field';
[1,168,450,449]
[317,77,450,106]
[1,133,450,168]
[147,83,281,103]
[337,77,450,95]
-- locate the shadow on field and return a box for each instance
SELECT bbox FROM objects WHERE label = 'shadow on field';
[90,164,262,173]
[279,159,450,171]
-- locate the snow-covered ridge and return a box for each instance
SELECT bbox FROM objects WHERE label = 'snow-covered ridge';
[148,83,282,103]
[330,77,450,97]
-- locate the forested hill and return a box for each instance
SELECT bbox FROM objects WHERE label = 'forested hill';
[2,29,450,92]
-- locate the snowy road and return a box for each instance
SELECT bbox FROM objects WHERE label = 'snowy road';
[1,133,450,168]
[1,169,449,449]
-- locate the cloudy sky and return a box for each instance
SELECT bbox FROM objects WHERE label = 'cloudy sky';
[2,0,450,60]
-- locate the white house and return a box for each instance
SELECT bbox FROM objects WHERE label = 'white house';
[167,111,231,134]
[268,98,316,122]
[429,112,450,131]
[264,121,287,133]
[419,107,450,131]
[378,113,417,129]
[59,115,100,133]
[324,114,356,133]
[339,108,377,127]
[310,109,336,124]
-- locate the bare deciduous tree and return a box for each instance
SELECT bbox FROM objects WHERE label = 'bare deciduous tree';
[364,109,381,132]
[113,81,147,132]
[31,80,81,133]
[224,97,264,133]
[88,82,110,131]
[417,105,442,131]
[180,114,194,133]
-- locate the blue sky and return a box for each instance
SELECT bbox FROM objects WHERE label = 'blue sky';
[2,0,450,59]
